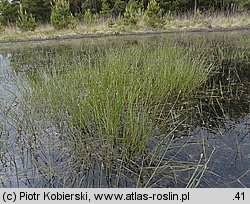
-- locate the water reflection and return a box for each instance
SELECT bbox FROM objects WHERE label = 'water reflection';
[187,52,250,187]
[0,53,21,102]
[192,114,250,187]
[0,53,30,187]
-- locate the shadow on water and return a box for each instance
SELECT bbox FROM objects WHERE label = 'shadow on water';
[0,31,249,187]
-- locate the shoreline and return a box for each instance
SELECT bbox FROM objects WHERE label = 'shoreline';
[1,26,250,45]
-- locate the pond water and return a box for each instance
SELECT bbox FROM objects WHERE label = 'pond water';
[0,53,29,187]
[0,31,249,187]
[193,49,250,187]
[0,53,25,137]
[175,114,250,187]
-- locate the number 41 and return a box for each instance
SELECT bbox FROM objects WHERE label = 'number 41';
[235,192,245,201]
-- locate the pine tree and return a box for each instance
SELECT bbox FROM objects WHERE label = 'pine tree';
[20,0,51,23]
[144,0,163,28]
[84,8,94,24]
[17,2,37,32]
[100,0,111,18]
[0,0,19,25]
[124,0,143,25]
[50,0,76,30]
[240,0,250,10]
[112,0,127,16]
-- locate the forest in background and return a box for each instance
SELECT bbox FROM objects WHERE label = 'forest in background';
[0,0,249,35]
[1,0,250,25]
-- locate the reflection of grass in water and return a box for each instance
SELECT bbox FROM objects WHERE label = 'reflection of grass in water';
[182,33,250,187]
[1,31,249,187]
[194,39,250,127]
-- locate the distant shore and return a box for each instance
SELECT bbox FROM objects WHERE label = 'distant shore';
[0,25,250,45]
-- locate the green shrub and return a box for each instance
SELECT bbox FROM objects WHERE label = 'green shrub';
[166,10,174,22]
[112,0,127,16]
[100,0,111,18]
[17,3,37,32]
[123,0,143,25]
[240,0,250,10]
[84,9,94,24]
[193,8,203,23]
[50,0,76,30]
[108,18,115,27]
[144,0,164,28]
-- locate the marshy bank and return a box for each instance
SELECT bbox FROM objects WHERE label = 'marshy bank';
[0,30,249,187]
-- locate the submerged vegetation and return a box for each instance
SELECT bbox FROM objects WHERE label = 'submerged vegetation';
[0,31,249,187]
